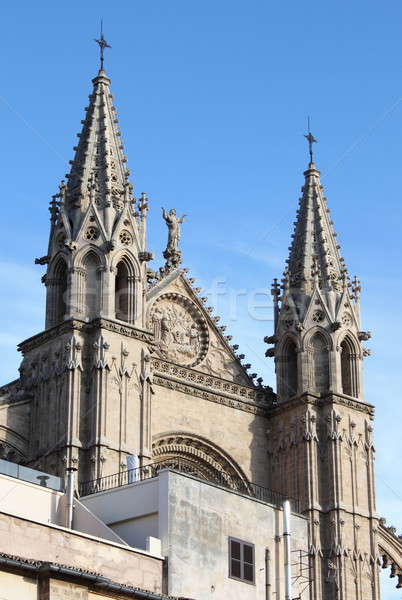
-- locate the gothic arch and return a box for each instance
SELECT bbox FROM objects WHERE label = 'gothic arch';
[46,255,68,328]
[113,254,138,324]
[82,251,102,319]
[152,432,249,490]
[308,331,330,394]
[74,245,106,270]
[303,326,333,352]
[0,426,27,463]
[277,335,299,400]
[339,333,360,398]
[110,250,140,278]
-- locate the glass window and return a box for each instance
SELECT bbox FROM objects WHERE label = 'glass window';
[229,538,255,584]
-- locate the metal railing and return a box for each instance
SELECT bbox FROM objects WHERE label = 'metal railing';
[79,464,157,497]
[79,461,300,513]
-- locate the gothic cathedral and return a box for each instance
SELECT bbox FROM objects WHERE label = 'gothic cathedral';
[0,55,401,600]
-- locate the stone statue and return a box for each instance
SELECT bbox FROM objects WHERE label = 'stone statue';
[162,208,187,253]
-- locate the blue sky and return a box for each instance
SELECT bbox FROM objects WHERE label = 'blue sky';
[1,1,402,596]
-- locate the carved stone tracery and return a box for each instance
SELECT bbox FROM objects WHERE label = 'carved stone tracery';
[148,293,209,367]
[152,432,249,490]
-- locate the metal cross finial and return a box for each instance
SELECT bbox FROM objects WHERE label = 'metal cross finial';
[95,21,111,71]
[304,117,317,166]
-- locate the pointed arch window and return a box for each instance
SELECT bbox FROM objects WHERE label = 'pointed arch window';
[283,339,298,399]
[46,258,68,328]
[54,260,68,324]
[340,337,359,398]
[311,333,329,394]
[115,257,136,324]
[83,252,101,319]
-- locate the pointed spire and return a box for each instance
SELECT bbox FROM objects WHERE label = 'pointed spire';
[63,42,133,237]
[286,138,347,294]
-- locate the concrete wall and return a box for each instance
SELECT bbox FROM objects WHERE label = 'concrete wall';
[160,470,309,600]
[0,472,64,525]
[81,477,159,543]
[112,513,159,550]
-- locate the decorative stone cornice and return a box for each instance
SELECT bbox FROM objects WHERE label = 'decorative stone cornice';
[18,318,155,355]
[89,318,155,344]
[18,320,87,354]
[151,357,271,415]
[267,391,374,418]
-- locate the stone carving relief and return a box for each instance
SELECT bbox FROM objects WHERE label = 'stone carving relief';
[152,432,249,489]
[202,337,249,384]
[149,293,208,367]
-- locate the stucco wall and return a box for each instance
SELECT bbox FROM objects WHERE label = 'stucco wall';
[0,472,64,524]
[160,470,309,600]
[81,477,160,551]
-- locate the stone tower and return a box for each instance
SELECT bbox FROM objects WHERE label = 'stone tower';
[18,66,154,482]
[264,154,379,599]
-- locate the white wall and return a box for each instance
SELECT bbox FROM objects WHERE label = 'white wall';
[0,571,37,600]
[0,472,64,525]
[81,477,159,551]
[111,513,159,550]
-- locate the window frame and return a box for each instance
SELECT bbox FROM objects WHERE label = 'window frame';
[228,537,255,585]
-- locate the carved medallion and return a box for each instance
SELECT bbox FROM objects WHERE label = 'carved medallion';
[149,293,208,367]
[312,309,325,323]
[342,312,352,327]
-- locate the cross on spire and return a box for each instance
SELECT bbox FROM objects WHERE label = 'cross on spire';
[304,117,317,166]
[95,21,111,71]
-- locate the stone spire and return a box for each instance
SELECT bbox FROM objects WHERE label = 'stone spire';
[63,67,134,237]
[286,161,347,295]
[265,142,377,600]
[266,140,368,400]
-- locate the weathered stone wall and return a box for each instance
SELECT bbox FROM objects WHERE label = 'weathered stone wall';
[0,397,30,460]
[151,383,269,486]
[0,512,163,593]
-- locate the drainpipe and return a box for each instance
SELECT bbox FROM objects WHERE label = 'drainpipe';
[65,467,77,529]
[283,500,292,600]
[265,548,271,600]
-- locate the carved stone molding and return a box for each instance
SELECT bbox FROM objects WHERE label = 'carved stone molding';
[89,318,155,344]
[152,432,249,487]
[151,357,270,410]
[153,374,269,417]
[18,320,87,354]
[18,318,155,355]
[268,392,374,418]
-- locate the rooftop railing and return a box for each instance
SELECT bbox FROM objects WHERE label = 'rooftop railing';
[79,461,300,513]
[0,458,63,491]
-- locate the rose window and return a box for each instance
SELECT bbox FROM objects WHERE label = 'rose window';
[84,226,99,241]
[119,230,132,246]
[312,310,324,323]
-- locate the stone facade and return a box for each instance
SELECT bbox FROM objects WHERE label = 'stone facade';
[0,63,401,600]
